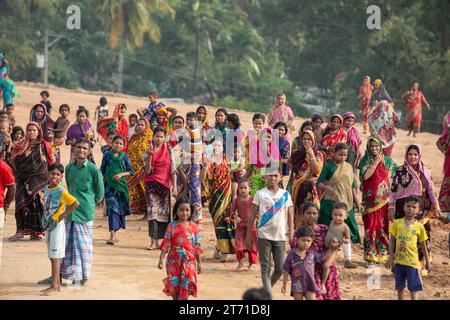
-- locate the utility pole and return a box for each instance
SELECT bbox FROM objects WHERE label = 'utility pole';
[44,30,48,85]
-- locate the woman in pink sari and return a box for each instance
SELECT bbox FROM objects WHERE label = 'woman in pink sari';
[318,114,347,163]
[401,82,430,137]
[267,92,295,142]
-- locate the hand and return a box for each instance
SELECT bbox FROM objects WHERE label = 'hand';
[388,207,395,221]
[330,238,340,250]
[375,152,383,164]
[158,260,164,270]
[197,262,202,274]
[384,257,393,270]
[147,147,155,156]
[235,216,242,224]
[354,202,362,212]
[113,173,123,181]
[281,285,286,294]
[426,104,430,111]
[171,186,177,196]
[306,146,315,158]
[426,262,431,272]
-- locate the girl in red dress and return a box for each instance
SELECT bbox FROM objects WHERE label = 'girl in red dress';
[158,196,203,300]
[231,179,258,271]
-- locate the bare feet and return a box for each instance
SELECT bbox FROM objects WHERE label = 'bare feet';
[321,284,327,294]
[41,287,60,296]
[247,263,255,271]
[236,261,244,271]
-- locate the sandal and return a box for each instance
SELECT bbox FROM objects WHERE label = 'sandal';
[8,233,24,242]
[37,276,53,285]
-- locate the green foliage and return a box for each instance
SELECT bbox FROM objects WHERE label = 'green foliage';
[0,0,448,133]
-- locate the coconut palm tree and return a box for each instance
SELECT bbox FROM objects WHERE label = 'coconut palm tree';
[99,0,175,92]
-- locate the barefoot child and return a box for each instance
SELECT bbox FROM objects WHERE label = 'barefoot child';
[4,103,15,130]
[321,202,355,293]
[282,227,338,300]
[94,96,109,123]
[40,90,52,115]
[230,146,246,201]
[41,163,79,296]
[100,135,134,245]
[385,195,431,300]
[311,114,324,144]
[11,125,24,143]
[51,104,71,163]
[231,179,257,271]
[127,113,138,140]
[158,196,203,300]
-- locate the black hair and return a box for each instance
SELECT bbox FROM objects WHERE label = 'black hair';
[300,120,314,132]
[186,111,197,119]
[76,106,89,118]
[294,226,314,239]
[129,113,138,120]
[227,113,241,128]
[0,110,7,116]
[48,162,65,174]
[153,126,166,136]
[149,90,159,97]
[113,134,125,143]
[407,144,420,154]
[173,115,185,123]
[252,113,265,123]
[11,126,24,138]
[332,201,348,212]
[311,114,324,123]
[302,202,319,214]
[99,96,107,106]
[59,104,70,112]
[75,138,91,149]
[237,178,250,186]
[119,103,127,110]
[404,195,421,205]
[40,90,50,98]
[5,103,13,109]
[172,196,194,221]
[276,92,286,98]
[334,143,348,153]
[242,288,272,300]
[273,121,288,134]
[215,108,228,117]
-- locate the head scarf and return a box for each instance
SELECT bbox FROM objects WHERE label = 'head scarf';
[290,130,319,173]
[323,114,344,136]
[359,136,395,176]
[29,103,50,123]
[97,103,127,141]
[374,79,382,87]
[156,106,173,135]
[343,111,361,155]
[11,122,43,159]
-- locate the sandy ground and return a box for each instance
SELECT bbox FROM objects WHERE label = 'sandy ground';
[0,83,449,300]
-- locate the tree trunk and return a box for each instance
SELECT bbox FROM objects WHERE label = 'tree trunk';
[191,26,200,98]
[117,46,124,92]
[439,0,449,54]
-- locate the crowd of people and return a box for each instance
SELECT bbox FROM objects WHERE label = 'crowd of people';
[0,64,449,300]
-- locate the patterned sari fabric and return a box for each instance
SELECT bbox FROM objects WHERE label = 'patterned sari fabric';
[126,121,153,215]
[288,130,323,229]
[402,90,427,133]
[390,144,440,274]
[359,136,397,263]
[437,122,450,212]
[359,78,373,125]
[311,224,340,300]
[12,123,54,237]
[206,156,236,254]
[160,221,203,300]
[367,100,398,156]
[66,117,96,162]
[321,115,347,162]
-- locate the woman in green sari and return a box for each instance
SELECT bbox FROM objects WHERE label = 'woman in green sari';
[200,139,235,262]
[317,143,361,244]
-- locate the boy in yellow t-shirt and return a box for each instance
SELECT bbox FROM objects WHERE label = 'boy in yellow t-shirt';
[41,163,79,296]
[385,196,430,300]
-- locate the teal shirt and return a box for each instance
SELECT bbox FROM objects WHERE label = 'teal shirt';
[65,160,104,223]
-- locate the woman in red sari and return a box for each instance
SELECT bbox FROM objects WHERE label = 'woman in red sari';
[318,114,347,162]
[401,82,430,137]
[158,196,202,300]
[359,136,397,266]
[359,76,373,134]
[98,103,129,147]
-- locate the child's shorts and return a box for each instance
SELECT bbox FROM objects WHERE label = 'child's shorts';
[46,221,66,259]
[393,264,423,292]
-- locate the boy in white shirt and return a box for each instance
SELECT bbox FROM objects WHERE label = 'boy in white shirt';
[246,167,294,295]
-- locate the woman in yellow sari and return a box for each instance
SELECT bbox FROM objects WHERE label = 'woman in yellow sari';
[197,105,213,204]
[288,130,323,229]
[126,117,153,216]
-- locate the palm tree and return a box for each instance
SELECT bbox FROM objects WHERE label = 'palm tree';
[99,0,175,92]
